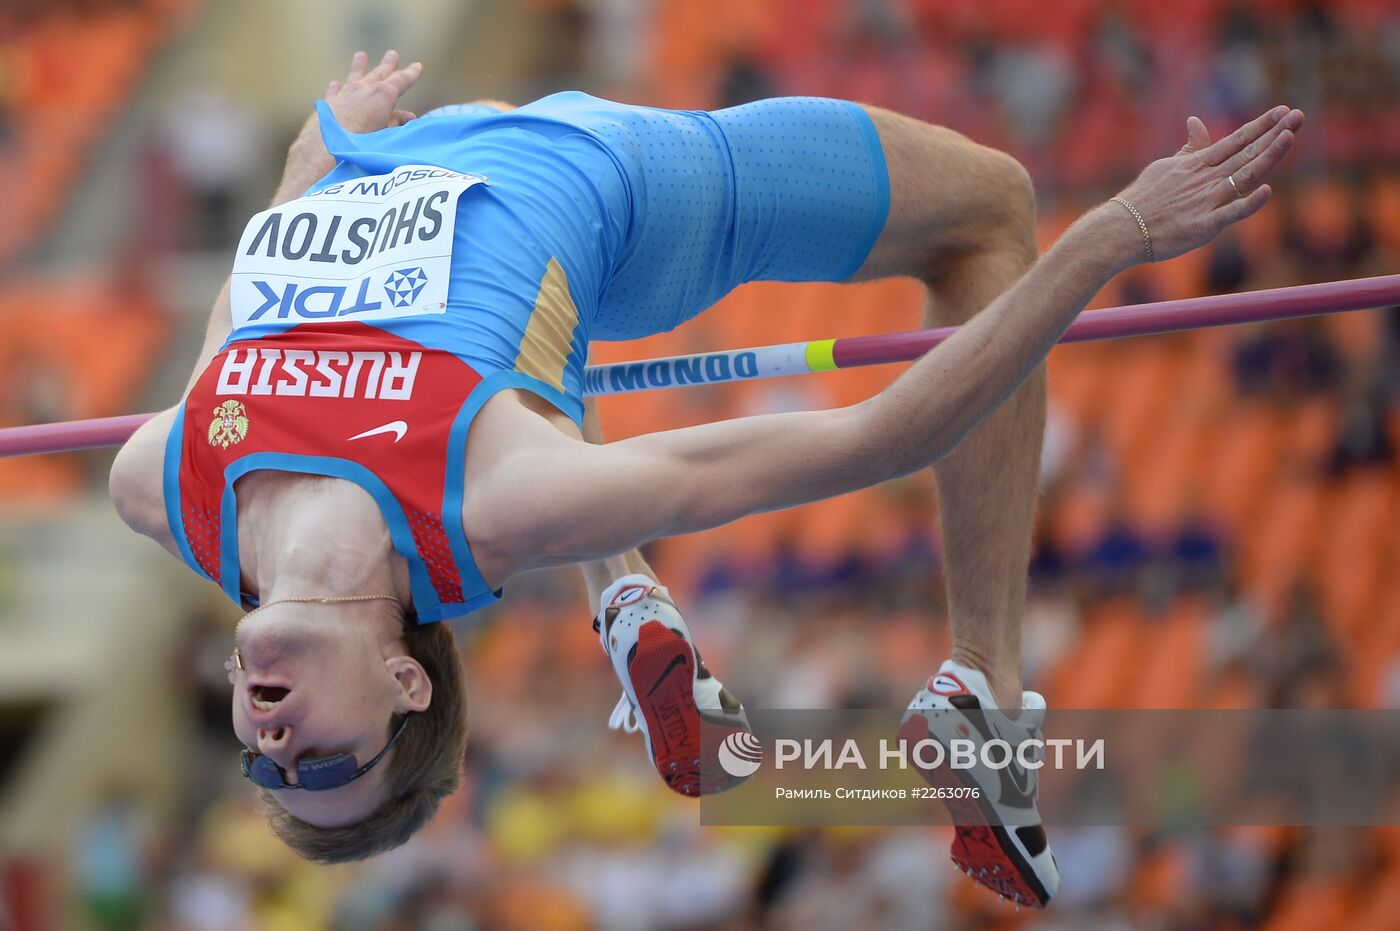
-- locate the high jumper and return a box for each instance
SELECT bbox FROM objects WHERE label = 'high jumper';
[106,50,1303,907]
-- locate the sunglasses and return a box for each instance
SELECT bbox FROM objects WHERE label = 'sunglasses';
[240,712,414,791]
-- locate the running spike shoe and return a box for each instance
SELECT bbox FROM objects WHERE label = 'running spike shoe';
[595,574,752,796]
[899,659,1060,909]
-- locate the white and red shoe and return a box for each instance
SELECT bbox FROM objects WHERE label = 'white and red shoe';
[899,660,1060,909]
[595,574,751,797]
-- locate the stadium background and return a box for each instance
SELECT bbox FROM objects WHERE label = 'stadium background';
[1,0,1398,928]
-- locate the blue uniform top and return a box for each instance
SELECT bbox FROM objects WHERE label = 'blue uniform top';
[182,92,888,618]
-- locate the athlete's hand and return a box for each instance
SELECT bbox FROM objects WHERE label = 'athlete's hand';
[323,50,423,134]
[1111,105,1304,264]
[273,51,421,204]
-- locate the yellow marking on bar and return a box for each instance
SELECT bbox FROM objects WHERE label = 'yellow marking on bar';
[514,258,579,393]
[805,339,838,372]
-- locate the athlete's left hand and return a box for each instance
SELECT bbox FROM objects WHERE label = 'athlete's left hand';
[323,49,422,133]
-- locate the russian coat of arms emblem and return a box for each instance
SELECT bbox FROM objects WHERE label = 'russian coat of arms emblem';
[207,400,249,448]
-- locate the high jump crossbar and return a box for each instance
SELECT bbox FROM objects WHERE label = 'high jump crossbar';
[1,274,1397,459]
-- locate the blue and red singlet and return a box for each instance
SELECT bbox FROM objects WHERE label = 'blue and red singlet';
[164,94,890,620]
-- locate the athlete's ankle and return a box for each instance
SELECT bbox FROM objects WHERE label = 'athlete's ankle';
[945,650,1023,713]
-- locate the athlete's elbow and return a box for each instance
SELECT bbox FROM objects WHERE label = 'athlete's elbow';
[851,395,956,481]
[109,449,157,536]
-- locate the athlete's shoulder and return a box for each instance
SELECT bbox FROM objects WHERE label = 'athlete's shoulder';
[110,406,178,550]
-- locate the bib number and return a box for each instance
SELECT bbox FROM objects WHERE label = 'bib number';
[230,166,485,330]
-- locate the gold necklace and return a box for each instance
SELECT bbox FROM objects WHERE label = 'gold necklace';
[229,594,402,671]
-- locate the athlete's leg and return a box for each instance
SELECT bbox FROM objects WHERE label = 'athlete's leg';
[577,395,751,796]
[846,109,1060,908]
[852,107,1040,710]
[581,96,1036,707]
[578,398,655,603]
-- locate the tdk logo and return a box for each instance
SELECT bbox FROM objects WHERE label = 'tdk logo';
[247,276,384,321]
[384,267,429,308]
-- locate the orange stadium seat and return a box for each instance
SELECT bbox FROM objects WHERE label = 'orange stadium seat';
[1134,598,1209,708]
[0,0,186,266]
[1348,862,1400,931]
[1260,875,1355,931]
[1287,396,1339,466]
[1356,575,1400,705]
[1373,826,1400,866]
[1366,174,1400,262]
[1047,600,1145,708]
[1130,843,1190,912]
[1316,472,1395,641]
[1203,404,1285,533]
[1240,477,1326,621]
[1100,343,1166,467]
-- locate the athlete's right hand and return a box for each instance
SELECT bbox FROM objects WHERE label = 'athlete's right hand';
[322,50,423,134]
[1111,105,1304,265]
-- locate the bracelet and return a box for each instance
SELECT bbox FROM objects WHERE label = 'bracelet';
[1110,196,1154,263]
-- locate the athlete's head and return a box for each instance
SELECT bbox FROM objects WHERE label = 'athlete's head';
[228,597,467,862]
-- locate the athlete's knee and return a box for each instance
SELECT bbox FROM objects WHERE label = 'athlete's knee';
[865,109,1037,277]
[964,146,1036,260]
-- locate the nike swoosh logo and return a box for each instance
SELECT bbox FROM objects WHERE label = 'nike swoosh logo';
[646,654,689,697]
[348,421,408,443]
[955,700,1037,810]
[1002,756,1036,807]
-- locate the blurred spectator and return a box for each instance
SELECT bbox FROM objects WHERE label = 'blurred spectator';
[1257,580,1340,706]
[159,78,262,250]
[989,42,1076,149]
[1022,586,1080,688]
[1328,374,1396,474]
[1183,828,1273,926]
[1230,318,1342,401]
[1,350,71,427]
[718,54,778,108]
[1081,498,1149,596]
[1040,398,1078,487]
[1202,0,1272,125]
[1284,180,1374,281]
[72,787,154,931]
[1204,230,1252,294]
[1208,574,1265,674]
[1092,6,1152,100]
[1044,826,1133,912]
[1163,498,1227,594]
[166,854,252,931]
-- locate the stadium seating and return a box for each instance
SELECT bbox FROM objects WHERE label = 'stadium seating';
[0,0,194,266]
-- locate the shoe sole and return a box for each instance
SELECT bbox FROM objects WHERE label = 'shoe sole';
[627,620,754,797]
[897,714,1052,909]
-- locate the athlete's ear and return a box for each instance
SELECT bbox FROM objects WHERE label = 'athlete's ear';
[385,655,432,712]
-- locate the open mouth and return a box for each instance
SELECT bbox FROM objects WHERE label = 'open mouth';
[249,685,290,712]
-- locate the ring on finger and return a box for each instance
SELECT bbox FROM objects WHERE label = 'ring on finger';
[1228,174,1242,197]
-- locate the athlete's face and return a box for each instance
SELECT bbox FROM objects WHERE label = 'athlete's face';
[228,604,430,825]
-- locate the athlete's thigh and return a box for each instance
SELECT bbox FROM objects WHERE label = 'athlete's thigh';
[850,105,1035,282]
[595,96,893,338]
[708,96,892,287]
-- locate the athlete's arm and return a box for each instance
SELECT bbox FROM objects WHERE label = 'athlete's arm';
[109,52,425,543]
[179,51,427,395]
[487,107,1303,571]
